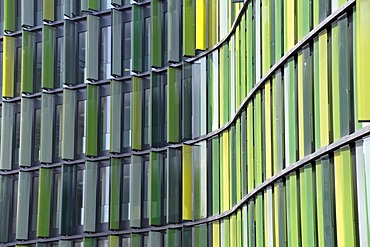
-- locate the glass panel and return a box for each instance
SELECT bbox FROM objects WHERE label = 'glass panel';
[123,22,131,76]
[144,17,151,71]
[35,0,43,26]
[0,46,3,99]
[13,113,20,167]
[16,0,21,31]
[55,105,62,158]
[77,100,86,155]
[99,166,110,223]
[56,0,65,21]
[35,41,42,92]
[56,37,64,88]
[78,32,86,84]
[11,179,18,235]
[100,96,110,151]
[122,92,131,148]
[15,46,22,97]
[144,89,150,145]
[31,176,39,231]
[98,239,109,247]
[52,173,61,228]
[143,161,149,220]
[100,26,112,79]
[100,0,111,10]
[33,108,41,162]
[121,237,131,247]
[122,163,130,221]
[75,170,85,226]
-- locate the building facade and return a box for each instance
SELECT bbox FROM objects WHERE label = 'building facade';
[0,0,369,246]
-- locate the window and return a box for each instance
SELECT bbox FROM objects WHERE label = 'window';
[100,26,112,79]
[35,41,42,92]
[75,169,85,226]
[56,0,65,20]
[98,238,109,247]
[100,0,111,10]
[143,88,150,145]
[0,41,3,100]
[54,104,63,159]
[13,112,20,167]
[30,176,39,233]
[100,96,110,151]
[51,173,62,230]
[144,17,151,71]
[122,162,130,221]
[15,46,22,97]
[33,108,41,162]
[55,36,64,88]
[123,21,131,76]
[143,160,149,222]
[10,177,18,241]
[16,0,21,31]
[78,31,87,84]
[35,0,43,26]
[122,90,132,148]
[99,166,110,223]
[121,235,131,247]
[76,100,86,155]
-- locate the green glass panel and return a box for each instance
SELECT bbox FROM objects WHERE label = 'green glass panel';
[150,73,164,147]
[43,0,55,21]
[241,112,247,196]
[167,148,181,223]
[212,137,220,215]
[19,98,33,167]
[110,158,121,230]
[112,10,122,77]
[109,235,120,247]
[84,161,97,232]
[302,45,313,156]
[0,176,11,242]
[132,5,143,73]
[131,233,141,247]
[254,92,262,184]
[40,93,54,163]
[4,0,15,32]
[130,155,142,227]
[151,0,162,67]
[60,165,73,235]
[86,15,99,81]
[86,84,98,156]
[246,5,254,92]
[286,172,301,246]
[183,0,195,56]
[132,77,142,150]
[84,237,96,247]
[21,0,34,27]
[88,0,99,11]
[297,0,311,40]
[182,227,192,247]
[149,231,162,247]
[168,0,181,62]
[274,0,282,61]
[0,103,14,170]
[16,172,31,240]
[62,89,76,160]
[37,168,52,237]
[21,30,34,94]
[194,224,208,247]
[166,229,181,247]
[221,44,229,125]
[150,152,162,226]
[42,25,55,89]
[255,194,264,247]
[64,20,77,85]
[167,67,180,143]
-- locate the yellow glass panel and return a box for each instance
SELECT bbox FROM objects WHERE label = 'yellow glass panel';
[182,144,193,220]
[222,131,230,212]
[265,81,272,179]
[213,221,220,247]
[298,52,305,159]
[284,0,295,53]
[196,0,206,50]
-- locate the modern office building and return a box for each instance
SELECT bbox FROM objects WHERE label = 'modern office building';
[0,0,369,246]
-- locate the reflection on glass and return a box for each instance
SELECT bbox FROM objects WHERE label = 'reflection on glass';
[33,109,41,162]
[56,0,65,20]
[35,0,43,25]
[56,37,64,88]
[99,167,110,223]
[16,0,21,30]
[0,1,4,34]
[74,241,83,247]
[123,22,131,76]
[121,163,130,221]
[15,47,22,97]
[75,170,85,226]
[52,173,61,228]
[78,32,86,84]
[100,0,111,10]
[121,237,131,247]
[123,92,131,148]
[77,100,86,155]
[31,177,39,231]
[100,26,112,79]
[143,161,149,219]
[35,42,42,92]
[55,105,63,158]
[144,89,150,145]
[13,113,20,167]
[163,157,167,219]
[11,179,18,234]
[100,96,110,151]
[144,18,151,71]
[98,239,109,247]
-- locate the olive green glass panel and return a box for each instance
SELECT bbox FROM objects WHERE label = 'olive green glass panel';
[131,155,142,227]
[167,67,180,143]
[16,172,31,240]
[86,84,98,156]
[19,98,34,167]
[183,0,195,56]
[149,152,162,226]
[84,237,96,247]
[3,36,15,98]
[42,25,55,89]
[37,168,52,237]
[132,77,142,150]
[166,229,181,247]
[4,0,15,32]
[43,0,55,21]
[194,224,208,247]
[84,161,97,232]
[151,0,162,68]
[62,89,76,160]
[21,30,34,94]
